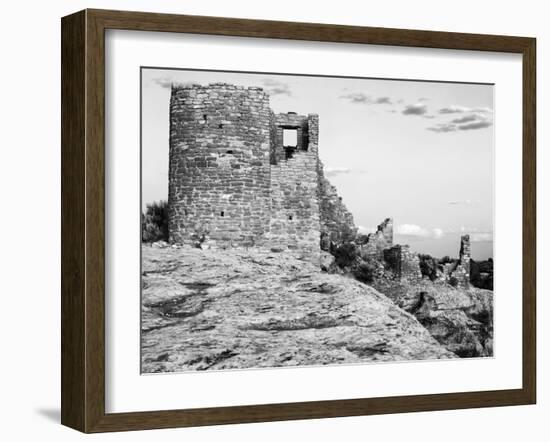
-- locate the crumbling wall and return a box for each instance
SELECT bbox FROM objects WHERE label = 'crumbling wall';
[167,83,357,258]
[384,245,422,281]
[358,218,393,259]
[449,235,471,288]
[168,83,272,247]
[318,161,357,250]
[267,113,321,256]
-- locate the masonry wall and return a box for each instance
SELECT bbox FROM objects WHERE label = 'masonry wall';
[318,161,357,250]
[167,83,357,257]
[450,235,471,288]
[384,245,422,281]
[358,218,393,259]
[168,83,272,247]
[267,113,321,256]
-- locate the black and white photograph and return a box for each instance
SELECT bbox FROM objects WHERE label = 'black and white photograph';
[140,68,494,374]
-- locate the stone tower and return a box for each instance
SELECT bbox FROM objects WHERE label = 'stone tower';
[168,83,273,247]
[167,83,338,257]
[454,234,472,287]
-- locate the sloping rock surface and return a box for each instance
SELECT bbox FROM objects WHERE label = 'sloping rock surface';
[370,279,493,358]
[141,246,455,373]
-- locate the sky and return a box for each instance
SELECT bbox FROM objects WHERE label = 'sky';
[141,68,494,260]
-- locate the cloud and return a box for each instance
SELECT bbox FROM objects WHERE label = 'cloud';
[427,123,457,133]
[442,227,493,243]
[448,199,477,205]
[325,167,352,177]
[470,232,493,242]
[450,114,479,124]
[396,224,444,239]
[151,77,187,89]
[402,103,428,115]
[395,224,491,241]
[261,79,292,96]
[438,105,493,114]
[340,93,393,105]
[152,77,173,88]
[357,225,377,234]
[151,77,197,89]
[427,112,493,133]
[458,120,493,130]
[324,167,367,178]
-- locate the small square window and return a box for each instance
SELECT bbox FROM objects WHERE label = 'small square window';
[283,129,298,147]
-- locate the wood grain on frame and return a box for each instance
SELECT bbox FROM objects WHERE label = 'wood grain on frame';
[61,8,536,433]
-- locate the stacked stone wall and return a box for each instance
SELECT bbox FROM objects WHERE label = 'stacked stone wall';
[318,162,357,250]
[358,218,393,259]
[168,83,272,247]
[267,113,321,257]
[449,235,471,288]
[384,245,422,281]
[167,83,358,259]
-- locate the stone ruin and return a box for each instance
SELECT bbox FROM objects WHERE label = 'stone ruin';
[358,218,393,259]
[438,234,471,288]
[357,218,471,286]
[384,245,423,281]
[168,82,355,259]
[167,82,472,287]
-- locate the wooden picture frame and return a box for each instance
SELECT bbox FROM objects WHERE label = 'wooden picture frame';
[61,8,536,433]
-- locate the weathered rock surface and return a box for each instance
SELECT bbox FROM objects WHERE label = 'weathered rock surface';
[141,246,455,373]
[370,279,493,358]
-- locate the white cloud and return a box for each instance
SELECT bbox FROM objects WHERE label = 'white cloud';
[448,199,478,205]
[396,225,490,241]
[438,105,493,114]
[427,112,493,133]
[152,77,196,89]
[396,224,445,239]
[324,167,367,178]
[427,123,457,133]
[324,167,351,177]
[339,93,394,105]
[470,232,493,242]
[357,225,376,234]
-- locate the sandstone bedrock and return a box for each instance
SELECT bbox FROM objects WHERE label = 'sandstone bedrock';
[141,246,456,373]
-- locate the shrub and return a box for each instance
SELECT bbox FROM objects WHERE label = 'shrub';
[332,242,358,269]
[449,276,459,287]
[142,200,168,243]
[419,254,438,281]
[470,258,494,290]
[353,261,376,284]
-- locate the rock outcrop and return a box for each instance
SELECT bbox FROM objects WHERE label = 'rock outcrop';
[141,246,455,373]
[370,278,493,358]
